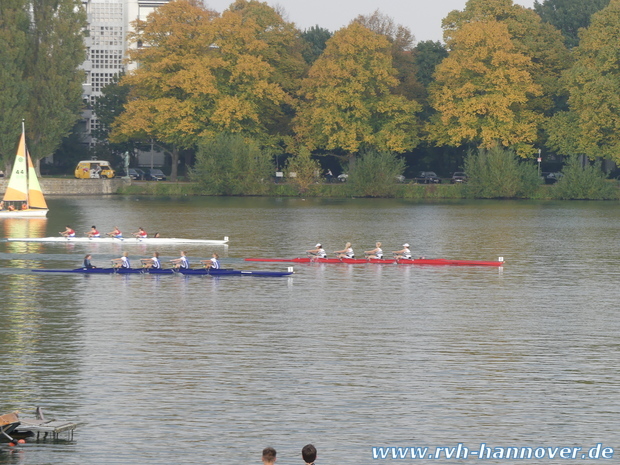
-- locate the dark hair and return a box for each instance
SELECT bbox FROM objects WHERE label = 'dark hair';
[262,447,276,461]
[91,225,96,228]
[302,444,317,463]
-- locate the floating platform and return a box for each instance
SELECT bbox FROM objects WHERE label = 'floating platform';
[13,408,77,441]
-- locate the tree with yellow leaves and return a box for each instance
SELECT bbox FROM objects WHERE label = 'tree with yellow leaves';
[294,22,422,156]
[553,0,620,163]
[428,20,543,156]
[110,0,306,180]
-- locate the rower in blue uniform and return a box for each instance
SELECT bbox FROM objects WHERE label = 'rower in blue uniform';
[111,251,131,268]
[171,251,189,270]
[201,253,220,269]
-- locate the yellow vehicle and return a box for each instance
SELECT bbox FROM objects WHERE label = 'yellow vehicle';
[74,160,115,179]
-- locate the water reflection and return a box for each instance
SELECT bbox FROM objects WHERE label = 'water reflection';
[0,198,619,464]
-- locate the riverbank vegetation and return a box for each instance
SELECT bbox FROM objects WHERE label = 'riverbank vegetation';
[3,0,620,200]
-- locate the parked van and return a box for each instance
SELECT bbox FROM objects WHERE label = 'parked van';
[74,160,115,179]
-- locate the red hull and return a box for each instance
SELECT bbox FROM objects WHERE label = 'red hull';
[245,257,504,267]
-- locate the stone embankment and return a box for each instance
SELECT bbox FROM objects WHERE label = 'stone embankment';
[0,178,130,195]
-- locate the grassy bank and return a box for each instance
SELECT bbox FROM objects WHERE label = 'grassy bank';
[117,180,620,200]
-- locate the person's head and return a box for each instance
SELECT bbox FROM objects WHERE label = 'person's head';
[345,242,351,248]
[212,253,219,259]
[123,251,129,257]
[139,227,144,231]
[376,242,381,247]
[153,252,159,258]
[84,254,91,259]
[181,251,187,256]
[66,225,71,229]
[302,444,317,464]
[315,243,321,248]
[403,243,410,248]
[262,447,276,464]
[91,225,96,229]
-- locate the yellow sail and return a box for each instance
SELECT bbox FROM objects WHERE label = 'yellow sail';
[26,151,48,209]
[2,131,28,202]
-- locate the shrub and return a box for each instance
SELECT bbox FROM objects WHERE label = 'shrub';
[463,145,540,198]
[190,133,273,195]
[347,149,406,197]
[552,156,618,200]
[285,147,321,194]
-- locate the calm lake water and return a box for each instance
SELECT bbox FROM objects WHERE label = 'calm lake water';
[1,196,619,464]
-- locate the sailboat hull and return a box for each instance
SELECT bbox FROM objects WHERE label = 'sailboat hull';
[0,209,48,218]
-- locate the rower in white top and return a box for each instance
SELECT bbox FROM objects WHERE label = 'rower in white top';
[393,243,412,260]
[334,242,354,259]
[364,242,384,259]
[307,243,327,259]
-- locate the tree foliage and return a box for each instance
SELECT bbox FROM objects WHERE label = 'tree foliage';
[285,147,321,194]
[443,0,571,121]
[294,22,422,155]
[553,155,617,199]
[557,0,620,163]
[534,0,610,48]
[26,0,87,162]
[190,133,273,195]
[0,0,29,169]
[0,0,86,169]
[463,144,540,198]
[111,0,306,180]
[300,25,332,64]
[429,20,543,155]
[347,149,406,197]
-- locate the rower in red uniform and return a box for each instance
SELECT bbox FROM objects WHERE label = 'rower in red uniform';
[86,225,100,238]
[60,225,76,237]
[132,227,147,238]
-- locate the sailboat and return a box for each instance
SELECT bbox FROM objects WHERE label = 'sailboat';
[0,122,49,218]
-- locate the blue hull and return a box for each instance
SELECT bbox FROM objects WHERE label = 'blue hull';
[32,267,293,277]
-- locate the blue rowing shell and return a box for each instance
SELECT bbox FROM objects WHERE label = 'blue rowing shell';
[31,267,293,277]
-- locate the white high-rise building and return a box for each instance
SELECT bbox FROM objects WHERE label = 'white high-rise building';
[80,0,169,165]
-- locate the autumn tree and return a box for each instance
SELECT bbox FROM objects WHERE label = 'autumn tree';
[353,10,423,101]
[443,0,571,121]
[294,22,422,156]
[534,0,610,48]
[549,0,620,163]
[111,0,306,180]
[428,20,543,155]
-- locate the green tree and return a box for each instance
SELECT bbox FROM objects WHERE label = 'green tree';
[553,155,617,199]
[348,149,406,197]
[428,20,543,156]
[534,0,610,48]
[0,0,29,170]
[301,25,332,64]
[294,22,422,155]
[463,144,540,198]
[191,133,273,195]
[556,0,620,163]
[26,0,87,165]
[285,147,321,194]
[413,41,448,88]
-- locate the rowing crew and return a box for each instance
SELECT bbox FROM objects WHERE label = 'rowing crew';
[61,225,161,239]
[306,242,413,260]
[83,252,221,270]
